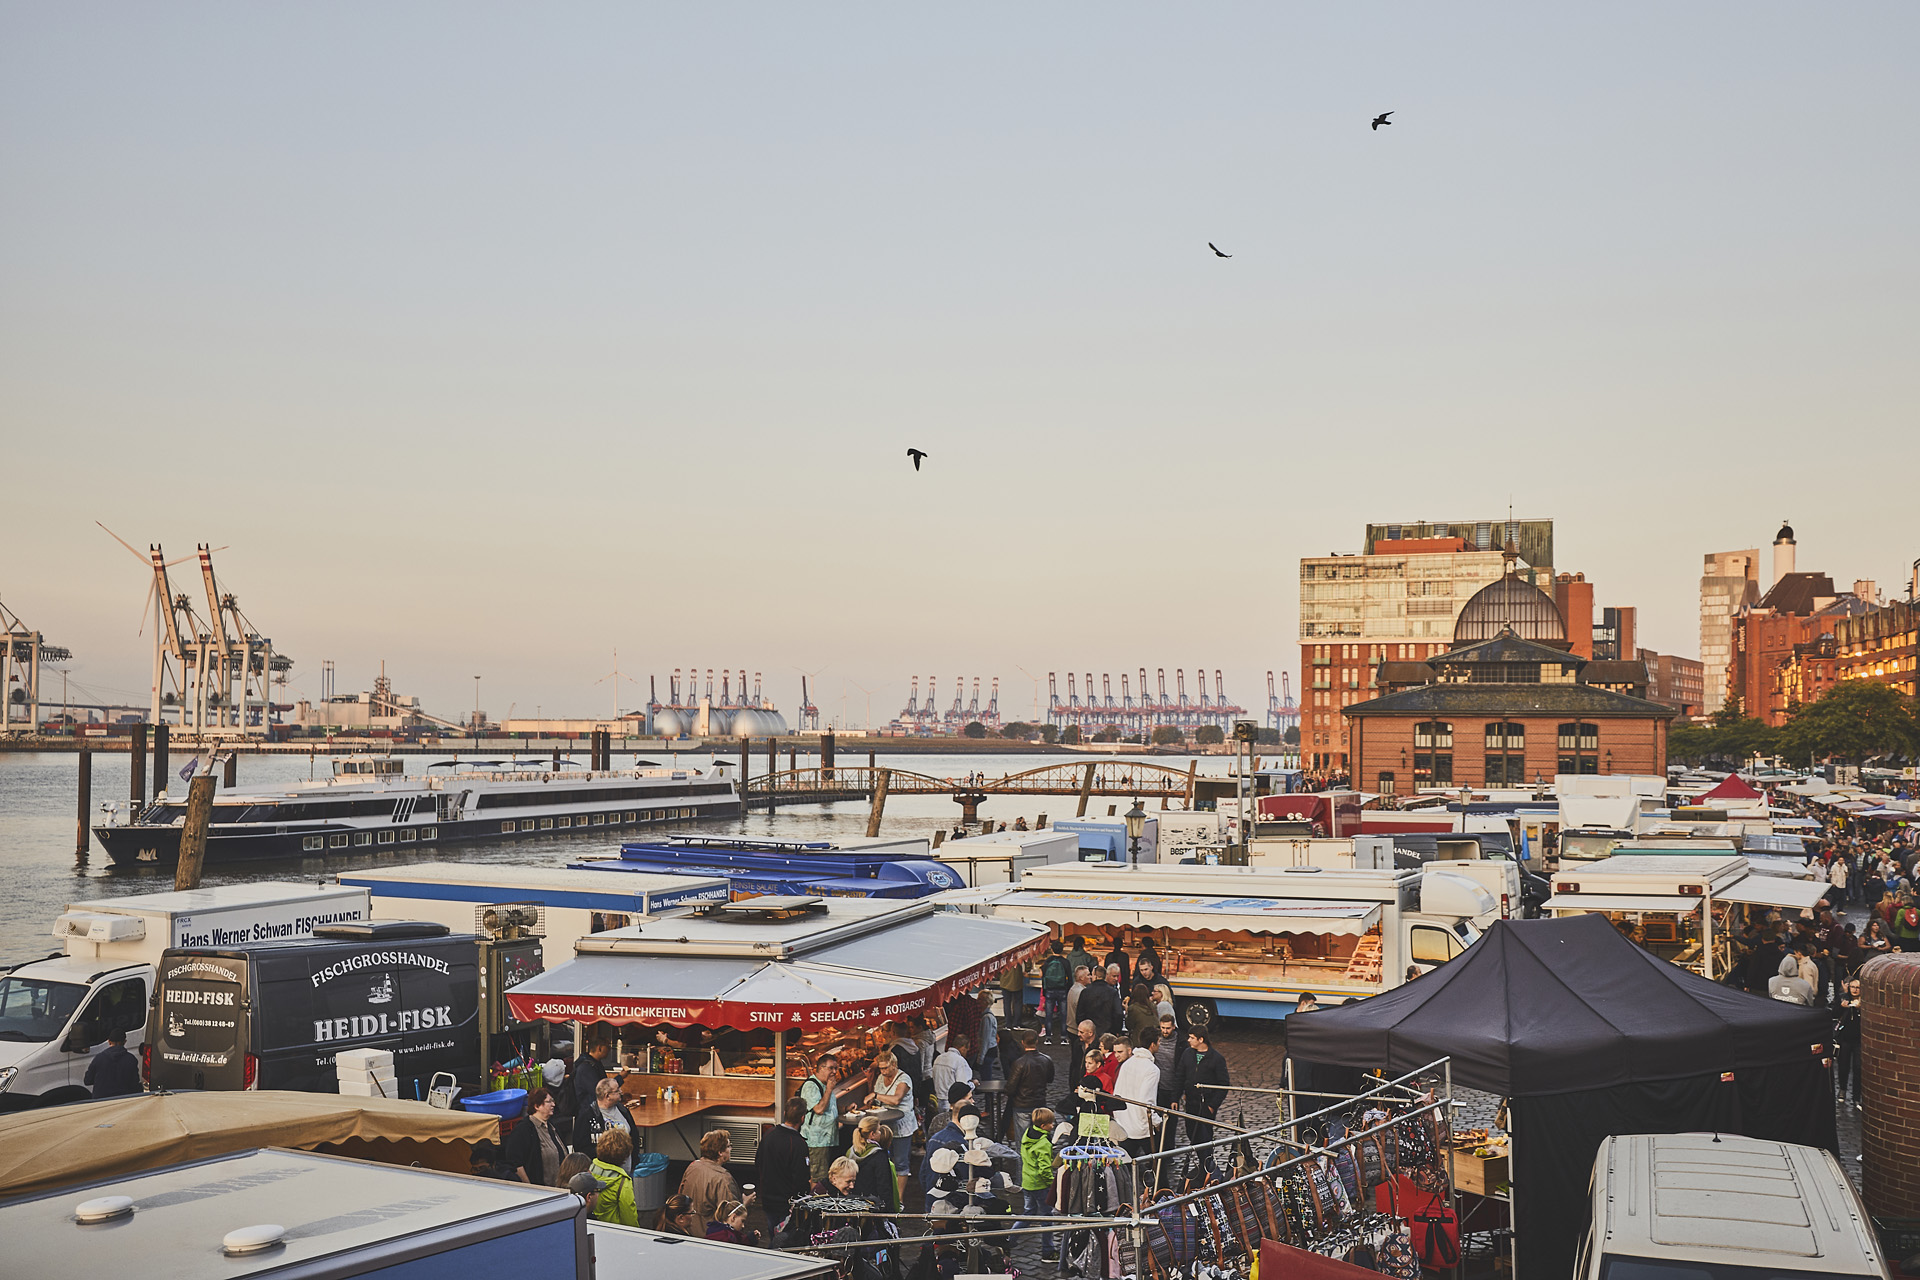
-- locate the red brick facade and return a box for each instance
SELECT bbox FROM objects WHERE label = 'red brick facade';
[1861,953,1920,1218]
[1349,713,1667,793]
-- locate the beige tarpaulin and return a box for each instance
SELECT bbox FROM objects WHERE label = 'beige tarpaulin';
[0,1090,501,1199]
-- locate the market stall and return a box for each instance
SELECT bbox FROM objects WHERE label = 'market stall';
[504,896,1048,1159]
[1544,853,1834,979]
[0,1089,501,1198]
[1284,913,1835,1280]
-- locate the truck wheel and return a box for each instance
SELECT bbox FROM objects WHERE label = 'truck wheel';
[1178,998,1217,1030]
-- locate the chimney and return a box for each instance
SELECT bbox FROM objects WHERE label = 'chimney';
[1772,520,1796,587]
[1852,580,1880,607]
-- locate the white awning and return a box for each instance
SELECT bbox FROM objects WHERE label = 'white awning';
[990,889,1384,937]
[1545,893,1702,915]
[1716,877,1832,911]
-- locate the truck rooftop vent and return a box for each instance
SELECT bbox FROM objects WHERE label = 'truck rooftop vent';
[690,896,829,922]
[221,1224,287,1256]
[74,1196,134,1224]
[312,919,450,941]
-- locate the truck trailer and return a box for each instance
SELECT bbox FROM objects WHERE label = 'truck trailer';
[0,883,369,1110]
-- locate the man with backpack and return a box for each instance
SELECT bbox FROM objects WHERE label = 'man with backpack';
[1040,940,1073,1042]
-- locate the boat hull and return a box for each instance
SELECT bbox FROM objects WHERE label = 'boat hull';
[93,797,744,867]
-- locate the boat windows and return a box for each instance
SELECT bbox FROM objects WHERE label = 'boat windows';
[501,821,516,834]
[352,833,373,847]
[539,818,554,830]
[556,816,571,828]
[624,811,636,822]
[592,814,604,825]
[377,830,395,844]
[399,829,416,842]
[422,827,438,840]
[329,834,349,849]
[302,836,324,852]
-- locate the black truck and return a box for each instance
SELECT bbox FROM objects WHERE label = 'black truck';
[146,920,480,1096]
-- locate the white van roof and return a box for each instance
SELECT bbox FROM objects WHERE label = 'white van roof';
[1595,1133,1886,1276]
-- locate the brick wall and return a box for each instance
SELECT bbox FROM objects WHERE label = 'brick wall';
[1350,713,1666,791]
[1861,953,1920,1218]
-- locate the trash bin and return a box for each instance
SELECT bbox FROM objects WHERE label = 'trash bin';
[632,1153,670,1212]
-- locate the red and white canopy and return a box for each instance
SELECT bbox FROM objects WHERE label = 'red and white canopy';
[505,911,1049,1031]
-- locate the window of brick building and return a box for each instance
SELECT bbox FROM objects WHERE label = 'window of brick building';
[1557,721,1600,774]
[1484,721,1526,785]
[1413,721,1453,785]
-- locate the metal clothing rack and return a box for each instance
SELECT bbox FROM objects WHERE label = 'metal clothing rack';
[803,1056,1461,1280]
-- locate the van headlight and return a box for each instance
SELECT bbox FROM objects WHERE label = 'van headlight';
[0,1066,17,1093]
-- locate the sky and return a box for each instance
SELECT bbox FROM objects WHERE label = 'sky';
[3,4,1916,728]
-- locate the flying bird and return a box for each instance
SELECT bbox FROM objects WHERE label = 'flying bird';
[1209,243,1232,258]
[906,448,927,471]
[1371,112,1393,131]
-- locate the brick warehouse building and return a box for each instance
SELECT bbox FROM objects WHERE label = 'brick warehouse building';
[1345,571,1676,793]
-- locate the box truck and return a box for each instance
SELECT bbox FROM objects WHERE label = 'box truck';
[0,883,368,1109]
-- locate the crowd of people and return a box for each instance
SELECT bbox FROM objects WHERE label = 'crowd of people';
[1724,789,1920,1113]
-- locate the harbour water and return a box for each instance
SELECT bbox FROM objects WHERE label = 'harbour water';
[0,748,1237,967]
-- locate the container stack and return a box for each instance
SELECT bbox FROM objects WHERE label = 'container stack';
[336,1047,396,1098]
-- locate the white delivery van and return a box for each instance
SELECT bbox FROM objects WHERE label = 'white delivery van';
[962,861,1490,1021]
[1577,1133,1889,1280]
[0,882,369,1108]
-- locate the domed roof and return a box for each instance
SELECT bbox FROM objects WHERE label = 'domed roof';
[1775,521,1795,543]
[1453,573,1567,646]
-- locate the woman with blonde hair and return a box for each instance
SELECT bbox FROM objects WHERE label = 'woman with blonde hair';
[813,1154,861,1198]
[850,1116,899,1210]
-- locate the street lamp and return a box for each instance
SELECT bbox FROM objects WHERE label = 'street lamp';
[1125,799,1146,869]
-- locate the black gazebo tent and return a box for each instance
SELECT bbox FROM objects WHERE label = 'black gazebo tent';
[1285,913,1835,1280]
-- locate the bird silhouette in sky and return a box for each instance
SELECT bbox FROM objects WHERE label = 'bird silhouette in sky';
[906,448,928,471]
[1209,243,1232,258]
[1371,112,1394,130]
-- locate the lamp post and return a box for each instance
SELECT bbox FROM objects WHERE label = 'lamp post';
[1124,800,1146,869]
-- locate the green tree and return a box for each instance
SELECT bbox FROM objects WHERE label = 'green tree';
[1058,725,1080,745]
[1093,726,1122,743]
[1151,726,1185,746]
[962,721,988,739]
[1001,722,1035,741]
[1194,725,1225,746]
[1777,681,1920,763]
[1040,724,1059,744]
[1283,725,1301,746]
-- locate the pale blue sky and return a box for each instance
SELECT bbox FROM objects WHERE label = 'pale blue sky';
[3,5,1915,724]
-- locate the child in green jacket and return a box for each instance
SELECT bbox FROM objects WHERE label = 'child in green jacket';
[1019,1107,1060,1263]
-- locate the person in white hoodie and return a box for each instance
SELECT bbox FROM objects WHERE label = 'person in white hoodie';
[1112,1025,1162,1161]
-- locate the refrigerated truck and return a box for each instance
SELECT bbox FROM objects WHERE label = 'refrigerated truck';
[336,863,729,956]
[0,882,369,1109]
[962,861,1492,1020]
[929,828,1082,885]
[1247,836,1523,925]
